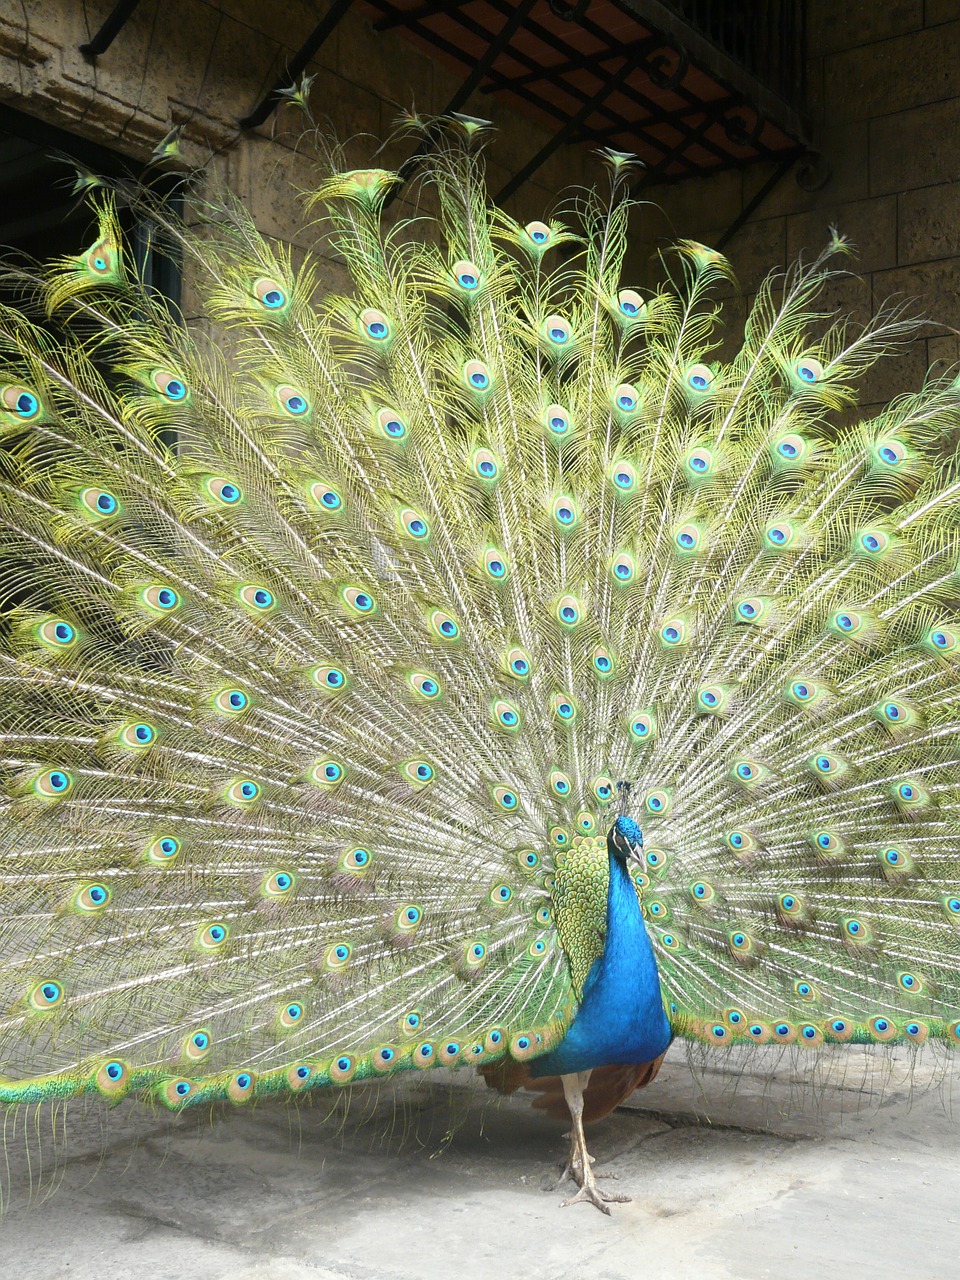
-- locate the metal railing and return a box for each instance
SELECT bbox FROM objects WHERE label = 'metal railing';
[663,0,806,108]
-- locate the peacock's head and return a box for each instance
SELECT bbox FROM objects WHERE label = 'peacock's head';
[609,814,644,864]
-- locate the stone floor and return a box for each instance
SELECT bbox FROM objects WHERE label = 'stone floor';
[1,1042,958,1279]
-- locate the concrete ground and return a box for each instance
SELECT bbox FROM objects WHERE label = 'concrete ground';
[1,1042,958,1279]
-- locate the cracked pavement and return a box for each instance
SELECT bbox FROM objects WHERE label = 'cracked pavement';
[1,1042,957,1279]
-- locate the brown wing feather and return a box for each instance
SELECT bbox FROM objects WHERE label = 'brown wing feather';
[478,1052,666,1123]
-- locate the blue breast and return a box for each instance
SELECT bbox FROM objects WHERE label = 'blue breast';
[531,851,672,1077]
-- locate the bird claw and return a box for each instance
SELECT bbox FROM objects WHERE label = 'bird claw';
[561,1177,631,1214]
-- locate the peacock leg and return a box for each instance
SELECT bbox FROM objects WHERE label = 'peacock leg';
[557,1071,630,1213]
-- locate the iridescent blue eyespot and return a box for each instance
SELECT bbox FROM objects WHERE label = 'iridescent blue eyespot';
[324,764,342,781]
[97,492,118,514]
[838,614,854,631]
[900,784,914,800]
[176,1081,191,1097]
[163,379,186,401]
[16,391,38,416]
[778,440,798,458]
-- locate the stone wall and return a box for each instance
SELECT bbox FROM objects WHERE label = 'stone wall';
[0,0,594,308]
[638,1,960,408]
[2,1,958,407]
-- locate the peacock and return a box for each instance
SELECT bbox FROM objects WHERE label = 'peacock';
[2,112,960,1215]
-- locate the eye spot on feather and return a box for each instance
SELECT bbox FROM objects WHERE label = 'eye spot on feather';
[329,1055,357,1083]
[279,1002,304,1029]
[555,594,582,627]
[276,386,309,417]
[225,779,260,805]
[37,618,77,648]
[452,259,481,291]
[95,1060,130,1094]
[409,672,441,700]
[617,288,644,317]
[145,835,181,864]
[341,585,375,615]
[463,360,491,391]
[685,363,714,392]
[794,356,823,384]
[80,487,120,518]
[544,403,571,435]
[205,477,242,505]
[876,438,906,466]
[493,785,519,811]
[543,314,573,346]
[183,1029,211,1061]
[196,922,230,950]
[141,584,180,613]
[263,870,296,899]
[376,408,407,440]
[152,371,187,401]
[472,448,500,481]
[32,769,75,799]
[613,383,640,413]
[360,308,390,341]
[29,980,64,1011]
[2,385,42,419]
[524,220,552,247]
[254,278,287,310]
[73,882,112,913]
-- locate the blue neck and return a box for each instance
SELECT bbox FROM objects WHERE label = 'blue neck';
[532,848,672,1077]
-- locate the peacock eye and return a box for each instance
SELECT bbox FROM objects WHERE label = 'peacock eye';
[254,278,287,309]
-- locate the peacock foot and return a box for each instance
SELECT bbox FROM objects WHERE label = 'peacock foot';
[561,1162,631,1214]
[555,1073,630,1213]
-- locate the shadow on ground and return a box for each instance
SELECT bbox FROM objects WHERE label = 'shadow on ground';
[1,1043,957,1279]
